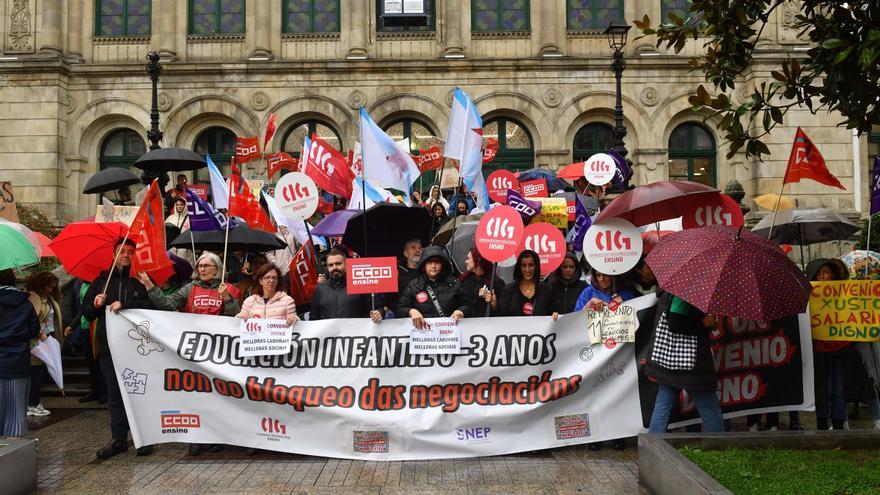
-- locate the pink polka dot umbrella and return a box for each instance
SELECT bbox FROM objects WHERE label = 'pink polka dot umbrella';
[645,225,812,321]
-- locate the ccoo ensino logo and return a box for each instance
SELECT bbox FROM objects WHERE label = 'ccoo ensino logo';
[485,217,514,239]
[595,230,631,251]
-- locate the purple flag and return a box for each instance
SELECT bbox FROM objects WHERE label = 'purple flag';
[185,190,238,231]
[571,196,592,250]
[608,149,633,189]
[872,155,880,216]
[506,189,542,223]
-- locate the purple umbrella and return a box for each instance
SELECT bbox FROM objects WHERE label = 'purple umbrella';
[311,210,360,237]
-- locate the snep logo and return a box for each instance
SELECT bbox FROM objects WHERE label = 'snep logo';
[511,202,537,217]
[694,205,732,227]
[258,417,291,442]
[456,426,492,445]
[281,181,310,202]
[587,158,612,172]
[486,216,514,239]
[121,368,147,395]
[594,230,631,251]
[245,321,261,332]
[127,321,165,356]
[524,233,556,253]
[490,176,512,190]
[352,266,392,280]
[160,410,200,434]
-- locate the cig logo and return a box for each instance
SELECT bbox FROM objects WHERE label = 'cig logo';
[281,182,310,202]
[525,234,556,253]
[486,217,514,239]
[694,206,732,227]
[491,176,512,189]
[595,230,631,251]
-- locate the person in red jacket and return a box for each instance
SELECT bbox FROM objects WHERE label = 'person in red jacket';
[236,263,298,325]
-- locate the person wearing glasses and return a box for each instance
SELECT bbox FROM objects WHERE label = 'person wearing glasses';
[138,252,241,317]
[235,263,298,325]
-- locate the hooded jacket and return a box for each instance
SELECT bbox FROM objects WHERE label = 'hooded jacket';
[310,271,373,320]
[0,286,40,378]
[536,253,587,316]
[82,266,154,357]
[398,246,470,318]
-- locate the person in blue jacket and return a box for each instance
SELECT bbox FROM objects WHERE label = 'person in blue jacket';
[574,267,635,312]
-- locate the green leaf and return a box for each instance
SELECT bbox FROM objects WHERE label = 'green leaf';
[771,71,787,82]
[771,107,783,124]
[821,39,844,49]
[833,47,852,65]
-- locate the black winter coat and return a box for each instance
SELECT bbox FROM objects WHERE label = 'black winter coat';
[398,275,470,318]
[644,292,716,390]
[535,276,587,316]
[459,274,505,317]
[0,286,40,378]
[309,276,373,320]
[82,266,154,357]
[498,282,543,317]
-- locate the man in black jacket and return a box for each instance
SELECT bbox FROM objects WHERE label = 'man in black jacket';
[82,239,155,459]
[310,249,382,322]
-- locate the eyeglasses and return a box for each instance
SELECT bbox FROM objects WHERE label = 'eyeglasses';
[197,264,217,269]
[260,276,278,281]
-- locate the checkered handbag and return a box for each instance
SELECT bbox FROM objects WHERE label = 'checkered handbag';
[649,311,697,370]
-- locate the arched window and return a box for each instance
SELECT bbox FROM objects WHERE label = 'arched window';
[472,0,529,32]
[189,0,245,35]
[668,122,716,186]
[572,123,614,162]
[99,129,146,170]
[483,117,534,171]
[383,118,440,190]
[281,120,342,160]
[96,0,152,36]
[567,1,624,31]
[193,126,236,181]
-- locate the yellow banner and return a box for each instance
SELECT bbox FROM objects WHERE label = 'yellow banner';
[532,198,568,229]
[809,281,880,341]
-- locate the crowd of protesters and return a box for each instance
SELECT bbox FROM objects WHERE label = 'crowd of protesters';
[2,178,880,464]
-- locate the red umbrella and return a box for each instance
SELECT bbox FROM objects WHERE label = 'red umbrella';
[595,180,719,227]
[646,225,812,322]
[557,161,585,180]
[640,230,675,256]
[35,232,55,257]
[49,222,129,282]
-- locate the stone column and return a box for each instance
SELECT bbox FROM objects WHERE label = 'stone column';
[442,0,464,57]
[347,0,367,58]
[157,0,178,60]
[39,0,63,55]
[250,0,271,58]
[67,0,83,61]
[539,0,560,56]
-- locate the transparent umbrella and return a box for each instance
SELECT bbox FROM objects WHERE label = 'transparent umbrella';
[841,250,880,281]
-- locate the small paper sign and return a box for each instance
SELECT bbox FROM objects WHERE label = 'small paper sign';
[239,318,292,357]
[586,305,637,345]
[409,317,461,354]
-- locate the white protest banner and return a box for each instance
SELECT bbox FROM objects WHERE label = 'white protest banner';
[95,204,140,226]
[583,218,643,275]
[239,319,293,357]
[409,317,461,354]
[106,294,813,460]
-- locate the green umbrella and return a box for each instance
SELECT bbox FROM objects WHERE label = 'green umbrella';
[0,224,38,270]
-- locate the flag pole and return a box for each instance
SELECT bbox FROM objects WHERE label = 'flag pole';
[767,182,786,240]
[867,214,873,278]
[220,178,233,285]
[485,262,497,317]
[102,228,133,296]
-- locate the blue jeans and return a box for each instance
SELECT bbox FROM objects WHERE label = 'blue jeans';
[829,354,846,421]
[649,383,725,433]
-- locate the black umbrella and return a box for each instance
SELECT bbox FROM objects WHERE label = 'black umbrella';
[168,224,286,252]
[342,203,433,258]
[133,147,206,172]
[751,207,861,245]
[82,167,142,194]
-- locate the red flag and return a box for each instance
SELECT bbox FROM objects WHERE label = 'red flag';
[303,133,354,199]
[783,127,845,190]
[482,138,499,164]
[229,167,275,231]
[128,180,173,283]
[235,136,261,164]
[263,113,277,151]
[267,152,299,179]
[412,145,443,173]
[289,240,318,306]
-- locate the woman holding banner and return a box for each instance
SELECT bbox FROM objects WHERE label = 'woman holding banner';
[573,268,635,313]
[398,246,469,329]
[495,250,544,317]
[459,248,505,317]
[235,263,298,325]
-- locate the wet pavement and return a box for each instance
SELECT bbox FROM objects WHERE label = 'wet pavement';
[25,408,640,494]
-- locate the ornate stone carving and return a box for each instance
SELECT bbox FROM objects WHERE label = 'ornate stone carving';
[542,87,562,108]
[445,88,455,107]
[249,91,270,111]
[7,0,34,53]
[778,0,805,44]
[639,86,659,107]
[157,92,173,112]
[347,89,367,110]
[64,93,77,114]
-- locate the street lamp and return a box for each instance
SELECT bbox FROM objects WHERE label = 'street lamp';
[140,51,169,189]
[604,19,631,160]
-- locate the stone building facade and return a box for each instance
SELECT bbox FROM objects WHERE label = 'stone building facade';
[0,0,876,226]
